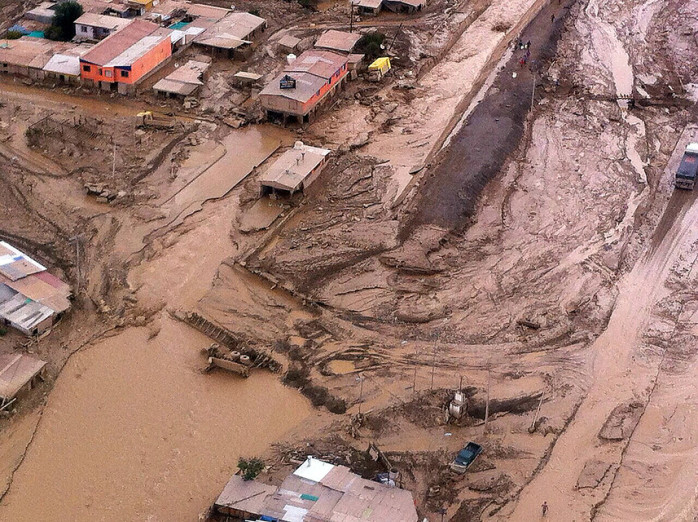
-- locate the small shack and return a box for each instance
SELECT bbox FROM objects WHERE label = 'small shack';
[193,12,266,59]
[0,354,46,407]
[153,59,210,98]
[352,0,383,15]
[232,70,262,87]
[259,141,331,196]
[315,29,361,54]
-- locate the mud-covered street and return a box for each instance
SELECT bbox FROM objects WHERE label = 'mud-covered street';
[1,0,697,519]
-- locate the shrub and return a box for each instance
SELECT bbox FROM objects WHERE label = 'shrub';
[44,25,64,41]
[356,32,385,60]
[49,1,83,41]
[5,30,23,40]
[248,8,261,16]
[0,327,7,337]
[238,457,264,481]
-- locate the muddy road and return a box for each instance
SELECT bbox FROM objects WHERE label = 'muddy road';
[404,0,576,232]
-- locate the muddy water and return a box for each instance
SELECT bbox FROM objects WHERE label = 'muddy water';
[0,322,311,521]
[165,126,291,229]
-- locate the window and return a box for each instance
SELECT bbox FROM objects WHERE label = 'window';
[97,68,102,75]
[83,65,91,72]
[104,70,112,78]
[81,26,87,32]
[121,70,129,78]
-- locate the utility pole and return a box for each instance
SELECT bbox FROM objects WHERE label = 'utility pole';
[484,363,491,433]
[112,142,117,178]
[357,374,364,414]
[70,234,81,292]
[430,343,437,390]
[349,0,354,33]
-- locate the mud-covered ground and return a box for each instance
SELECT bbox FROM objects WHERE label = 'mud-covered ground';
[1,0,697,519]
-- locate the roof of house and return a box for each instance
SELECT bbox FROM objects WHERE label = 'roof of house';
[286,49,348,80]
[25,2,56,19]
[0,354,46,401]
[221,457,420,522]
[259,70,326,104]
[185,3,231,21]
[43,53,81,76]
[0,38,55,69]
[278,34,301,49]
[215,474,277,514]
[315,30,361,53]
[352,0,383,9]
[153,59,209,94]
[259,142,330,192]
[193,12,265,48]
[80,19,164,66]
[385,0,426,6]
[0,291,55,334]
[74,13,132,30]
[233,71,262,81]
[0,242,45,281]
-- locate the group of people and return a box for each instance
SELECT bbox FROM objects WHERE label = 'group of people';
[516,39,532,67]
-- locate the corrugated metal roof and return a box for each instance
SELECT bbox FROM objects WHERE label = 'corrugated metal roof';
[152,78,198,95]
[215,474,276,514]
[185,3,230,21]
[74,13,132,30]
[352,0,383,9]
[0,38,55,69]
[43,53,81,76]
[315,30,360,53]
[0,291,54,334]
[194,12,265,48]
[80,19,161,66]
[0,241,46,281]
[104,32,170,67]
[260,70,327,104]
[286,50,348,80]
[0,353,46,401]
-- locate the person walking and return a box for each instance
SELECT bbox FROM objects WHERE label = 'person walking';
[542,501,549,517]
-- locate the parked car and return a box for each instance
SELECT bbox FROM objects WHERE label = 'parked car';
[450,442,482,473]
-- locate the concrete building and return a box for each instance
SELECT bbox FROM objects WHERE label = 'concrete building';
[74,13,132,41]
[259,141,331,196]
[0,242,71,336]
[314,29,360,54]
[214,456,419,521]
[153,59,210,97]
[0,354,46,407]
[192,12,266,59]
[80,19,172,94]
[259,50,349,123]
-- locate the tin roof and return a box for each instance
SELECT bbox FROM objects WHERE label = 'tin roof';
[0,38,55,69]
[352,0,383,9]
[259,142,330,192]
[315,30,360,53]
[0,241,45,281]
[74,13,132,31]
[185,3,231,21]
[193,12,265,48]
[0,354,46,401]
[43,53,81,76]
[286,49,348,80]
[0,291,55,334]
[278,34,301,49]
[259,70,327,104]
[215,474,276,514]
[80,19,163,66]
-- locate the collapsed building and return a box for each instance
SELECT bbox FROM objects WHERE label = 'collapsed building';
[0,353,47,409]
[214,456,419,521]
[191,12,267,59]
[0,242,71,336]
[259,50,349,124]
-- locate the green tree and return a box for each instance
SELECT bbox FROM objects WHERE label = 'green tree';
[49,1,84,41]
[356,32,385,60]
[237,457,264,481]
[5,30,23,40]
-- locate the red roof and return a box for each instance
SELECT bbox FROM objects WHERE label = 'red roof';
[80,19,160,66]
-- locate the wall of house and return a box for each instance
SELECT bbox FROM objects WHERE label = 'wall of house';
[302,158,328,190]
[301,66,348,113]
[0,63,46,80]
[75,24,115,41]
[80,37,171,85]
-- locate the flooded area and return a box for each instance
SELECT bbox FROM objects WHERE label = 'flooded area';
[0,322,311,522]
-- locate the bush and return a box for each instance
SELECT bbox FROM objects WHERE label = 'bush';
[49,1,83,41]
[248,8,261,16]
[5,30,23,40]
[238,457,264,481]
[0,327,7,337]
[356,32,386,60]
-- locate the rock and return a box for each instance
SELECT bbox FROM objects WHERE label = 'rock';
[349,132,370,149]
[134,315,147,327]
[384,102,399,113]
[95,196,110,204]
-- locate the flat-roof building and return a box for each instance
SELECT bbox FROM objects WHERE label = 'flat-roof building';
[259,141,331,196]
[74,13,132,41]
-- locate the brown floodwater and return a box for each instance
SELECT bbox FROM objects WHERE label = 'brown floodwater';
[0,322,311,521]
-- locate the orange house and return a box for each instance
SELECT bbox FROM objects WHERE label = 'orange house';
[259,50,349,124]
[80,19,172,94]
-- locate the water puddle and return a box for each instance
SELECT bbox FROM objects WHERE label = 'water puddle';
[327,359,357,375]
[0,321,310,521]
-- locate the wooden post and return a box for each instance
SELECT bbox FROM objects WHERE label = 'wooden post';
[430,344,437,390]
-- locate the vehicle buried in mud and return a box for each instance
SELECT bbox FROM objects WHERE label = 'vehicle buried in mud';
[449,442,483,474]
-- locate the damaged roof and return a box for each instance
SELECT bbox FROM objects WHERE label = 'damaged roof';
[0,354,46,401]
[259,142,330,192]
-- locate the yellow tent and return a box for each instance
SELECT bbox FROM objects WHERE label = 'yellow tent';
[368,57,391,75]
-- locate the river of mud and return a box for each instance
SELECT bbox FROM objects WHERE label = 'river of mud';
[0,321,311,521]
